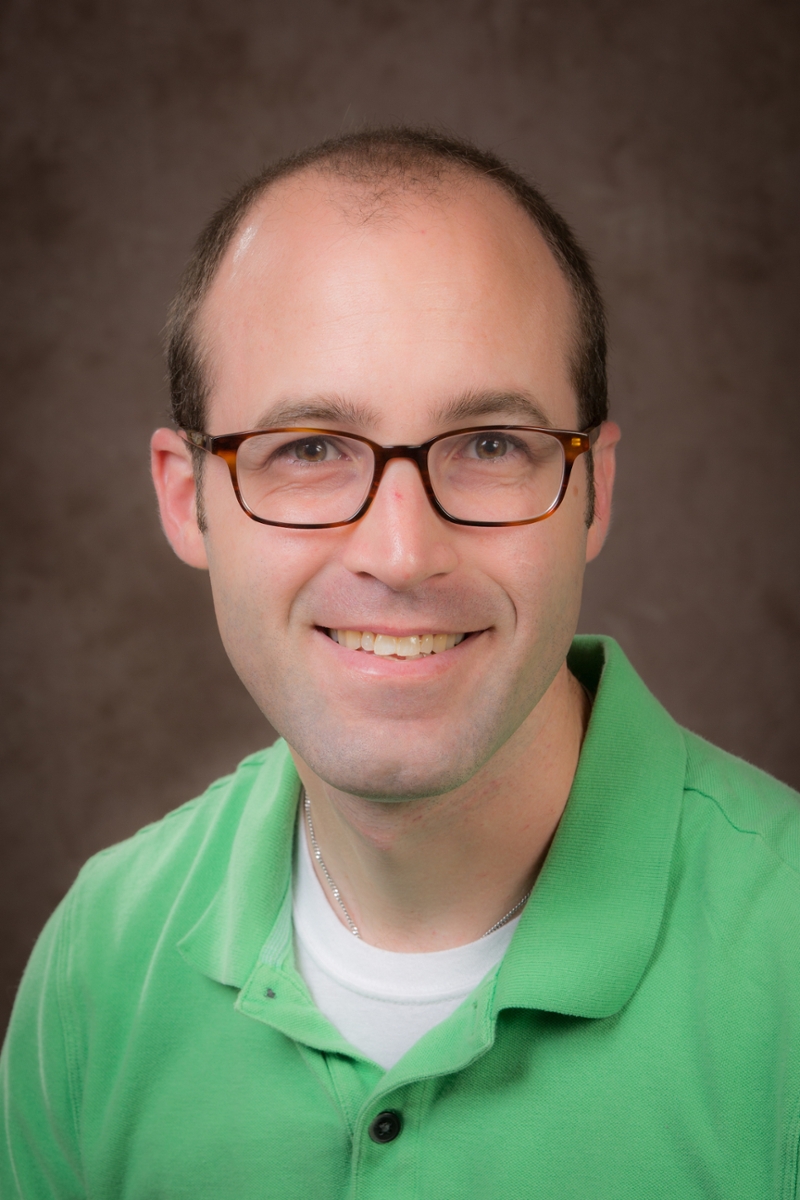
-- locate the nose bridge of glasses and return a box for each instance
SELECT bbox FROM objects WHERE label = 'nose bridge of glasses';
[371,443,434,496]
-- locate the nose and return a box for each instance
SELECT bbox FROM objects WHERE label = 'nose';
[339,458,459,591]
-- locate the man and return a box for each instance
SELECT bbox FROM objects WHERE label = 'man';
[2,128,799,1199]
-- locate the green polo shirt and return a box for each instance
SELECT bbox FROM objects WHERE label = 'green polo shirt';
[2,636,800,1198]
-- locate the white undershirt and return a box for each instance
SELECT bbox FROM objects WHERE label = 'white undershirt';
[292,816,520,1070]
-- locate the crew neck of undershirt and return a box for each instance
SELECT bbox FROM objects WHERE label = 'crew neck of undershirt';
[292,809,521,1003]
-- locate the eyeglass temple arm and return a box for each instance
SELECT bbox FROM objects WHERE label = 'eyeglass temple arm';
[182,430,211,450]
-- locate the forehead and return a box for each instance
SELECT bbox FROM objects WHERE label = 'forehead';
[198,169,579,433]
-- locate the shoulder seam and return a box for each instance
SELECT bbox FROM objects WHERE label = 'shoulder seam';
[80,795,209,868]
[82,762,263,866]
[684,785,800,881]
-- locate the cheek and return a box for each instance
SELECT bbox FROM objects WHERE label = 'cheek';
[495,517,588,634]
[204,524,325,648]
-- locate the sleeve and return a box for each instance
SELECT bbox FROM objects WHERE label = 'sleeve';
[0,897,86,1199]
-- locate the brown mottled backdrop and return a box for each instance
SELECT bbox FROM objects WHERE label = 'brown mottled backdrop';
[1,0,798,1031]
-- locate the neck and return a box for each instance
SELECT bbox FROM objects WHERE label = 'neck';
[291,664,589,952]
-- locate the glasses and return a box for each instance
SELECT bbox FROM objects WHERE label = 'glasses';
[182,424,601,529]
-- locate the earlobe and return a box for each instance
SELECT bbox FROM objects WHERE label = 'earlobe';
[585,421,621,563]
[150,428,209,569]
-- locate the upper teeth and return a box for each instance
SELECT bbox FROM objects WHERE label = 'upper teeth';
[330,630,466,657]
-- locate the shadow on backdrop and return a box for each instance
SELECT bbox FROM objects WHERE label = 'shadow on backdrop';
[1,0,799,1032]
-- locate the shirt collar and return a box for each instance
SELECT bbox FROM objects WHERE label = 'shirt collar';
[177,743,299,988]
[179,637,686,1020]
[493,636,686,1018]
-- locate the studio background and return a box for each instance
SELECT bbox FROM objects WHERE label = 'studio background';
[1,0,798,1033]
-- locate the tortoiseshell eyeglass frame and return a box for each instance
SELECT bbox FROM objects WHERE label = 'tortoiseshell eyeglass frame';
[181,424,602,529]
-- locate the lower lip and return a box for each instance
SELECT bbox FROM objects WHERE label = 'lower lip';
[314,628,482,676]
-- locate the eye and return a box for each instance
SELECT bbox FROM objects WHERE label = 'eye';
[291,438,337,462]
[472,434,510,460]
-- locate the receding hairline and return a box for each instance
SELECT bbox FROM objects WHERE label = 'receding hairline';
[205,160,575,320]
[217,157,536,245]
[188,159,581,415]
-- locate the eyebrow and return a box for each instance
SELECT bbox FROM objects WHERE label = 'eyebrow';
[431,390,553,428]
[251,389,554,434]
[253,396,383,430]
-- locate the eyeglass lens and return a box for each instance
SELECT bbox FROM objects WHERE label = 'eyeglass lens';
[234,429,567,525]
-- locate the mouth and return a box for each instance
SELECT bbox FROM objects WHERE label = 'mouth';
[325,628,472,659]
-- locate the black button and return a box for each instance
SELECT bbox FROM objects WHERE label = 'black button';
[368,1110,402,1143]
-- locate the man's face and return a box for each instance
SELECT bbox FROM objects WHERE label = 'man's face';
[156,172,617,799]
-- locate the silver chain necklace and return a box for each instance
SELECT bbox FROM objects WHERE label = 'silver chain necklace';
[303,790,531,940]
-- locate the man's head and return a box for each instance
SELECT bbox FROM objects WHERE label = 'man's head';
[152,128,619,801]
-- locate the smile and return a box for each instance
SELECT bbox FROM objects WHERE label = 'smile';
[328,629,468,658]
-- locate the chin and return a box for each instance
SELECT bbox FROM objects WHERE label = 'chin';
[313,762,477,803]
[290,721,499,802]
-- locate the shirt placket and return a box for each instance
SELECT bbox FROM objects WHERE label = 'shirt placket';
[343,974,501,1200]
[238,947,501,1199]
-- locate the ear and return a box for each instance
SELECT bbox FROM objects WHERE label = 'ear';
[150,428,209,569]
[585,421,621,563]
